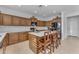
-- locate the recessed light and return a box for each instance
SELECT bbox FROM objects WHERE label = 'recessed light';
[18,5,22,7]
[44,5,48,7]
[53,11,56,13]
[34,10,37,13]
[43,14,46,17]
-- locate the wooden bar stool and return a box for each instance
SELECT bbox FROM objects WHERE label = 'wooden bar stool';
[37,31,52,54]
[50,31,59,52]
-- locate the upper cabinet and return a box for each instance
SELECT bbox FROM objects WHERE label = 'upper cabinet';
[12,16,21,25]
[30,16,46,26]
[2,14,12,25]
[31,16,37,22]
[0,13,61,26]
[26,18,31,26]
[20,18,27,26]
[0,13,3,25]
[38,20,46,26]
[46,21,51,26]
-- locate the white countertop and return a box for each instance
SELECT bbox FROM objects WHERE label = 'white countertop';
[0,26,48,43]
[0,32,7,43]
[29,31,45,37]
[29,31,58,37]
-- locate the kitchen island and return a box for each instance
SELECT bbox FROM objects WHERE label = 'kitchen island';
[29,31,45,53]
[29,30,61,54]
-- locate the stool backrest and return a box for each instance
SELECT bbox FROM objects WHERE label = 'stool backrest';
[52,31,58,41]
[44,32,50,43]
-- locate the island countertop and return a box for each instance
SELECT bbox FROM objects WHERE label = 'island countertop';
[29,30,58,37]
[0,32,7,47]
[0,32,7,43]
[29,31,45,37]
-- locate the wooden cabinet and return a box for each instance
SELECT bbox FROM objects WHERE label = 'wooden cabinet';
[46,21,52,26]
[29,34,37,53]
[31,18,37,22]
[9,33,19,45]
[38,21,45,26]
[19,32,28,42]
[27,19,31,26]
[0,13,3,25]
[0,13,59,26]
[3,33,9,47]
[20,19,27,25]
[8,32,28,45]
[29,34,43,53]
[12,16,20,25]
[2,14,12,25]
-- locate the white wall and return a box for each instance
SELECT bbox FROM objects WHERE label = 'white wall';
[0,7,32,18]
[67,16,79,37]
[64,10,79,38]
[66,11,79,17]
[61,12,68,40]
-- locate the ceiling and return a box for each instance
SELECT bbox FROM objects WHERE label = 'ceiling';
[0,5,79,19]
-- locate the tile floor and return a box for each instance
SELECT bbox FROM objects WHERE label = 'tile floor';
[0,36,79,54]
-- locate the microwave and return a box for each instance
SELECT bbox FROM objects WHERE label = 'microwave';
[31,22,37,26]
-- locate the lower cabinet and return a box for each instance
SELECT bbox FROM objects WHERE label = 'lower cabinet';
[0,13,3,25]
[18,32,28,42]
[8,32,28,45]
[9,33,19,45]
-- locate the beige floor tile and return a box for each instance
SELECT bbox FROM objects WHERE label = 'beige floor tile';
[0,36,79,54]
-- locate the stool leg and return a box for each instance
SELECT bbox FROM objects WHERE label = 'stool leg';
[53,43,54,52]
[50,44,52,54]
[3,46,6,54]
[56,40,58,49]
[59,39,61,45]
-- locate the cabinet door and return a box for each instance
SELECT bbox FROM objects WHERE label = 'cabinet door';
[9,33,18,45]
[3,14,12,25]
[46,21,52,26]
[38,21,45,26]
[0,13,3,25]
[12,16,20,25]
[19,32,28,42]
[20,19,27,26]
[27,19,31,26]
[31,18,37,22]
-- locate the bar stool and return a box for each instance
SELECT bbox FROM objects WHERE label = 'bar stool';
[50,31,59,52]
[37,31,52,54]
